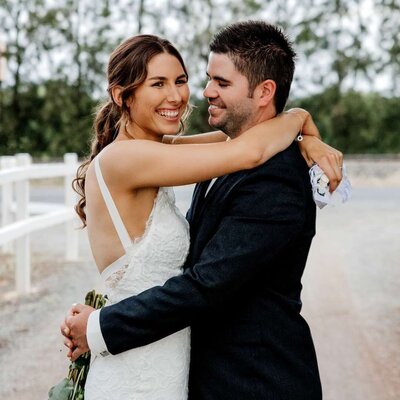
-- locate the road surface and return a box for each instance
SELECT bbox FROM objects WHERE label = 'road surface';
[0,180,398,400]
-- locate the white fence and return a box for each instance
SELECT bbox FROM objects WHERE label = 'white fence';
[0,153,80,295]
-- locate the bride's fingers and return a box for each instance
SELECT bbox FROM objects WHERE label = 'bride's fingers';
[317,158,339,192]
[65,314,75,330]
[70,345,85,362]
[71,303,85,314]
[60,320,70,337]
[60,306,76,336]
[326,153,343,190]
[64,337,74,349]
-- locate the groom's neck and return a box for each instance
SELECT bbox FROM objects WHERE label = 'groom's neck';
[229,108,277,139]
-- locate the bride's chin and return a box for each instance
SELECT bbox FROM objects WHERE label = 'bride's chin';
[161,126,181,136]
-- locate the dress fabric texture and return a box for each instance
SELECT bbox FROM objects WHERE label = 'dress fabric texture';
[84,155,191,400]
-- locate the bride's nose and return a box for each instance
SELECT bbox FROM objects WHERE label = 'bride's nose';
[167,85,183,103]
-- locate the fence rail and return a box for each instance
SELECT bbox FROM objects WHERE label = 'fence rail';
[0,153,80,295]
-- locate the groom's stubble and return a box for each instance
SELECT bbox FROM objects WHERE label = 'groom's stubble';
[208,97,259,139]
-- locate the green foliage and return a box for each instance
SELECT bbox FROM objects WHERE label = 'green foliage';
[186,93,212,135]
[289,88,400,154]
[0,80,96,157]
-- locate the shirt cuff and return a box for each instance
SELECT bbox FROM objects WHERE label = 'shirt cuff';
[87,309,110,357]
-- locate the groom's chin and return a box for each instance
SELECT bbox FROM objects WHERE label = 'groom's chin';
[208,116,220,130]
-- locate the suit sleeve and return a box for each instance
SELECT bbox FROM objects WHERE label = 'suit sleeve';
[100,167,307,355]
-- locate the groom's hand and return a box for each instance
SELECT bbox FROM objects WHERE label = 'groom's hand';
[60,304,95,361]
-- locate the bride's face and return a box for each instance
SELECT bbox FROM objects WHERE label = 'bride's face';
[127,52,190,142]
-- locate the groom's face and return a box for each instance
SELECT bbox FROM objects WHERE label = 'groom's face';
[203,52,257,138]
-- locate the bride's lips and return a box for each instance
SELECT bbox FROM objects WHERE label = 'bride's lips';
[156,108,181,122]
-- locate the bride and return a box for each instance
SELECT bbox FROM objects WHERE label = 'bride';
[62,34,340,399]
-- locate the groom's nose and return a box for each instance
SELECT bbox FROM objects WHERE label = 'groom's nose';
[203,80,218,99]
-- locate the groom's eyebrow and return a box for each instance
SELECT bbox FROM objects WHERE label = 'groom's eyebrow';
[206,72,231,84]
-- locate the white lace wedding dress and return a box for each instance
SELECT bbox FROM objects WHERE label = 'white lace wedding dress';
[84,155,191,400]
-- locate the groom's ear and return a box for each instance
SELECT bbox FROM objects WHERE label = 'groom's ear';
[254,79,276,107]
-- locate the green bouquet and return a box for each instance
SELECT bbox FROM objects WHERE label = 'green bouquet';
[48,290,106,400]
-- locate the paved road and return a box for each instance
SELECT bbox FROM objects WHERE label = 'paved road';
[0,184,399,399]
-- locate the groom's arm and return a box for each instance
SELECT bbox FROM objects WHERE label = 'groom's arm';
[64,163,308,359]
[92,165,309,356]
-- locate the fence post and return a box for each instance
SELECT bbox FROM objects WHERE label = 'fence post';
[15,153,32,294]
[64,153,79,261]
[0,155,16,253]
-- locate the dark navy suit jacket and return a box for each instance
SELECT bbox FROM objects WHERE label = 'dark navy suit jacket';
[100,142,322,399]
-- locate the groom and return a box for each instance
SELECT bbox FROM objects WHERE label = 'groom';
[63,21,341,399]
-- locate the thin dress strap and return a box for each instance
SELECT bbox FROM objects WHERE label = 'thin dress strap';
[94,155,133,252]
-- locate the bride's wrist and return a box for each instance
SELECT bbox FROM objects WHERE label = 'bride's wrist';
[287,108,309,129]
[284,109,308,141]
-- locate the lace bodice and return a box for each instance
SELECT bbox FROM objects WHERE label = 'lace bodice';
[84,155,191,400]
[101,186,190,303]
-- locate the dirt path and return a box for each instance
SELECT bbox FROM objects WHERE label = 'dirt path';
[302,189,400,400]
[0,228,99,399]
[0,180,399,399]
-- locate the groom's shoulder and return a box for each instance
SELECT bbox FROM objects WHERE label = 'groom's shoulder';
[222,143,308,197]
[269,141,304,165]
[252,142,307,178]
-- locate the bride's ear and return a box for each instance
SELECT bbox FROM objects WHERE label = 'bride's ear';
[111,86,124,107]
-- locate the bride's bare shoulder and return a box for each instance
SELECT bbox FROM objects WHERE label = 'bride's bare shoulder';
[95,140,162,188]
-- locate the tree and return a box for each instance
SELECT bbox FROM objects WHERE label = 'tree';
[374,0,400,95]
[0,0,65,151]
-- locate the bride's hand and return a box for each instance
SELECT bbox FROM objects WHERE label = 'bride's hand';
[287,108,343,192]
[299,135,344,192]
[286,109,344,192]
[60,303,95,361]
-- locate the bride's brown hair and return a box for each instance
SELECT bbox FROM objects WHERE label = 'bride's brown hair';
[73,35,190,226]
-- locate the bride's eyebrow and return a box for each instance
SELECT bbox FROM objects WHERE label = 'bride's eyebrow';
[148,74,187,81]
[148,76,167,81]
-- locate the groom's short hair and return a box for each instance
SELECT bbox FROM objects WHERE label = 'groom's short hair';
[210,20,296,113]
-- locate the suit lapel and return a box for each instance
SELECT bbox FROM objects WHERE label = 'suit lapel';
[189,169,250,227]
[193,174,230,223]
[186,179,211,225]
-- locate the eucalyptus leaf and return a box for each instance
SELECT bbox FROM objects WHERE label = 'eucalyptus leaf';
[48,378,74,400]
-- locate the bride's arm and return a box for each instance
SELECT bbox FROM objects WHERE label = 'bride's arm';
[162,108,343,190]
[162,107,321,145]
[163,131,228,144]
[100,110,309,189]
